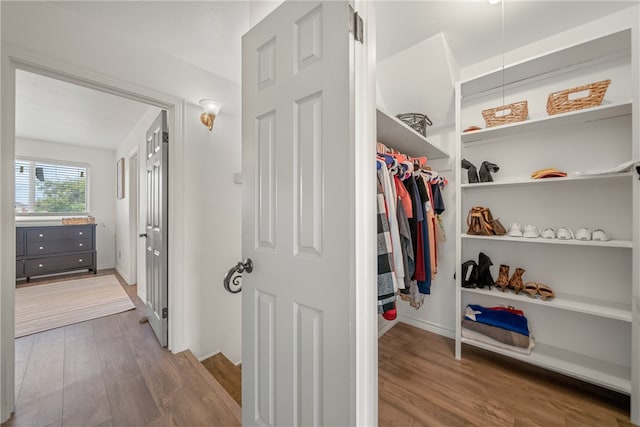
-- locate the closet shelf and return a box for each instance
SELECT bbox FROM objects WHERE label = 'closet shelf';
[461,234,632,249]
[460,29,630,98]
[460,172,632,189]
[461,102,632,144]
[376,107,449,159]
[460,338,631,394]
[462,287,632,322]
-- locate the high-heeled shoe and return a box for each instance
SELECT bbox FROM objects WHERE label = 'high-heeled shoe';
[479,161,500,182]
[476,252,494,289]
[461,159,479,184]
[461,260,477,288]
[495,264,510,291]
[508,267,525,294]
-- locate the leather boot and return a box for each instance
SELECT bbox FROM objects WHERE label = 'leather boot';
[461,260,477,288]
[476,252,494,289]
[479,161,500,182]
[495,264,510,291]
[461,159,479,184]
[508,267,526,294]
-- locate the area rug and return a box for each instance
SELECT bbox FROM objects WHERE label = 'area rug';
[15,274,135,338]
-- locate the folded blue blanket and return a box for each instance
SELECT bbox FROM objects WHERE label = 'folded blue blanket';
[464,304,530,337]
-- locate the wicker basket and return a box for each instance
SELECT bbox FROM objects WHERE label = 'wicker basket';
[482,101,528,128]
[396,113,432,137]
[62,216,95,225]
[546,79,610,115]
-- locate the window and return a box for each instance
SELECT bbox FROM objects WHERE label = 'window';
[15,158,89,215]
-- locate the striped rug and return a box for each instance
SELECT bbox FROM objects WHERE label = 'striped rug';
[15,275,135,338]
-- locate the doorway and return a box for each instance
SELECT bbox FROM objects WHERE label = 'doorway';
[1,54,187,421]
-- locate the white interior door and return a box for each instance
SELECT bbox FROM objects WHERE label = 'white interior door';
[241,1,373,425]
[144,110,168,347]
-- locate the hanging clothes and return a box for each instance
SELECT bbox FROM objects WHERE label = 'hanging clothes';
[377,175,396,317]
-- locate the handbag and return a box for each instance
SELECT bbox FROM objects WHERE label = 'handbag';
[466,206,494,236]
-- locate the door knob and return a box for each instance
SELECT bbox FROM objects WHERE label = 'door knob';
[223,258,253,293]
[139,233,148,238]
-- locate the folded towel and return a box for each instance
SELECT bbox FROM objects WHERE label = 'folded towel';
[465,304,530,336]
[462,319,530,348]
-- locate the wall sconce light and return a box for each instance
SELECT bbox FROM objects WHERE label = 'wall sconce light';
[199,99,222,131]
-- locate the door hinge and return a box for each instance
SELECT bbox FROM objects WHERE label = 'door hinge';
[162,307,168,319]
[162,131,169,143]
[349,6,364,44]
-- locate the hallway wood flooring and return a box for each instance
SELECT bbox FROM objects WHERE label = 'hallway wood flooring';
[5,270,635,426]
[3,270,241,427]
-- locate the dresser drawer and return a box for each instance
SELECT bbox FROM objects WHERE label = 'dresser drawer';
[26,238,93,256]
[26,226,93,242]
[25,253,94,276]
[16,260,25,278]
[16,228,25,257]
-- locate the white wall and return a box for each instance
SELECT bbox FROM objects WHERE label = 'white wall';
[15,137,116,270]
[2,2,244,363]
[114,106,160,291]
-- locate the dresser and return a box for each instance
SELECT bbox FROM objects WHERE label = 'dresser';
[16,224,97,281]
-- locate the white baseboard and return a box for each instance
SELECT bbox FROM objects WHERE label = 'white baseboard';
[378,318,399,338]
[114,265,132,284]
[98,263,115,270]
[397,315,455,339]
[196,349,222,362]
[170,341,189,355]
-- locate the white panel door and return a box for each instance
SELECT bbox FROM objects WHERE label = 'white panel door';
[144,110,168,347]
[242,1,365,425]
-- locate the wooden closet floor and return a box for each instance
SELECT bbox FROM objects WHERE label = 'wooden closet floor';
[4,270,241,427]
[379,322,634,426]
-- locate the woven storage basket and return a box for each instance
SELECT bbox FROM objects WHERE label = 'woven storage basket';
[62,216,95,225]
[546,79,610,115]
[482,101,528,128]
[396,113,432,137]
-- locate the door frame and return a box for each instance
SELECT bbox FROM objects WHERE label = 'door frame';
[0,46,188,421]
[128,146,139,286]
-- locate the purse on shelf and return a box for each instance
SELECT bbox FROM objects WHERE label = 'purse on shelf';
[466,206,506,236]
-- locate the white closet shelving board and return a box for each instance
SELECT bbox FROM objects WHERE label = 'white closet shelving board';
[461,234,632,248]
[462,183,632,241]
[461,102,632,144]
[462,239,632,305]
[460,29,631,98]
[460,338,631,393]
[376,107,449,159]
[460,172,632,189]
[461,287,632,322]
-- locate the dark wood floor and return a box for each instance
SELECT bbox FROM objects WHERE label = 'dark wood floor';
[4,270,241,427]
[379,322,634,427]
[201,353,242,406]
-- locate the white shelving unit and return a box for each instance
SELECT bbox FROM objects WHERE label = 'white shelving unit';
[376,107,448,159]
[455,27,639,420]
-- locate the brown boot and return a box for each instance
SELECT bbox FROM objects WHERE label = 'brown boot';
[508,268,525,294]
[495,265,510,291]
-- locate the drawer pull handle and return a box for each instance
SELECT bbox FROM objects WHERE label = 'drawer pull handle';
[79,232,83,235]
[39,246,44,250]
[38,264,43,268]
[79,243,83,247]
[78,259,83,262]
[38,234,44,238]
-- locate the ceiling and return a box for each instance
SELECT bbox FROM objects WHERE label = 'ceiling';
[53,1,250,84]
[376,1,637,66]
[14,1,638,151]
[15,70,153,150]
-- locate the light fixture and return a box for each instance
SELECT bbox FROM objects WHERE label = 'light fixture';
[488,0,501,4]
[199,99,222,131]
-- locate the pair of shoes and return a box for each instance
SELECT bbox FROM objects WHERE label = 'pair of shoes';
[495,265,526,294]
[461,252,495,289]
[507,223,539,238]
[523,282,556,300]
[575,228,610,241]
[461,159,499,183]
